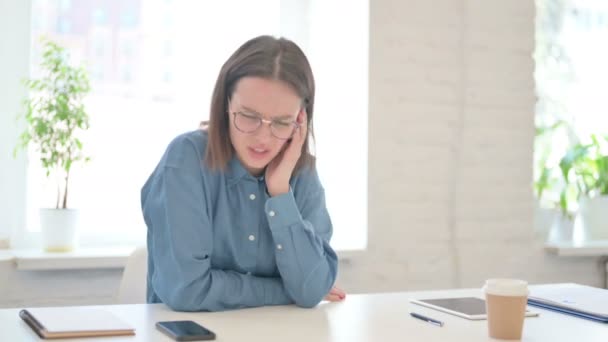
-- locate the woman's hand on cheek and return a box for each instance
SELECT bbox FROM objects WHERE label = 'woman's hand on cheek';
[265,109,307,197]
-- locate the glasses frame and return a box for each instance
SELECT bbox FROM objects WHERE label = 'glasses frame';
[231,111,300,140]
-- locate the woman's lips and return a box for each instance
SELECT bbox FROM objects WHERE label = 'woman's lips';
[247,146,270,160]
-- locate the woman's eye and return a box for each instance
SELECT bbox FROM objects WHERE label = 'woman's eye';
[274,121,292,127]
[242,113,260,120]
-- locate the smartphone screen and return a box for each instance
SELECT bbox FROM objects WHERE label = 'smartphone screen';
[156,320,216,341]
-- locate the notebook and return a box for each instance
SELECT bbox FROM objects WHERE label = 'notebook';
[528,283,608,323]
[19,307,135,339]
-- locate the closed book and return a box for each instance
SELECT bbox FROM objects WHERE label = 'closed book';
[19,307,135,339]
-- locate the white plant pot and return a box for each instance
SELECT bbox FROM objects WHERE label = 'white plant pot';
[547,214,574,243]
[578,196,608,241]
[534,203,558,241]
[39,208,79,252]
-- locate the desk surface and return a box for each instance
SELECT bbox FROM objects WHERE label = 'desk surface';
[1,286,606,341]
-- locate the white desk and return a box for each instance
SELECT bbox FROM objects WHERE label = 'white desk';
[1,286,606,341]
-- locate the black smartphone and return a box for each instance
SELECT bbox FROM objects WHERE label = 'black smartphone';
[156,320,216,341]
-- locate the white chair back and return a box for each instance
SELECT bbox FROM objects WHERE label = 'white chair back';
[117,246,148,304]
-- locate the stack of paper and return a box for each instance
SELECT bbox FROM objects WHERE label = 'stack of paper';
[528,283,608,323]
[20,307,135,339]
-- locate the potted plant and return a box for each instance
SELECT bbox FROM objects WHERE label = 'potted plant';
[534,120,577,241]
[14,39,91,252]
[558,134,608,241]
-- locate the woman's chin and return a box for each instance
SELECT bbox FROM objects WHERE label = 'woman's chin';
[242,157,270,175]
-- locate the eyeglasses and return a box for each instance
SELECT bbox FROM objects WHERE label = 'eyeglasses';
[232,111,299,140]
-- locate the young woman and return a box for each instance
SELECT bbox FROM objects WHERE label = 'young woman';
[141,35,345,311]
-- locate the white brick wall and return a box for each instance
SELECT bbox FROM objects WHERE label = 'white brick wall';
[337,0,604,293]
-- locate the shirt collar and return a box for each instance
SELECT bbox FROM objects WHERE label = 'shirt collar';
[227,155,264,185]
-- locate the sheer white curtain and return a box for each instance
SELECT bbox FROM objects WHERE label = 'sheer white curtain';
[24,0,368,250]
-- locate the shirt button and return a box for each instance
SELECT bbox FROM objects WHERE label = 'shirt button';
[269,211,275,217]
[249,194,256,200]
[276,244,283,250]
[248,234,255,241]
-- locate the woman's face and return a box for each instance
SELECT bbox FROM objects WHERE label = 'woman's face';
[228,77,302,176]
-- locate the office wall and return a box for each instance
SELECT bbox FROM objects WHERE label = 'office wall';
[0,261,122,307]
[0,0,604,308]
[336,0,603,292]
[0,0,29,247]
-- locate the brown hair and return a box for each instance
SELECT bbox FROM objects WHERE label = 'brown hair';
[204,35,316,173]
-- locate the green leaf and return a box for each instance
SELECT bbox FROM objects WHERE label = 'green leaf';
[559,144,590,180]
[559,189,568,217]
[535,166,552,199]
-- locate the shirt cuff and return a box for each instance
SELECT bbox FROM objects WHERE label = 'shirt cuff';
[262,277,292,305]
[264,188,302,231]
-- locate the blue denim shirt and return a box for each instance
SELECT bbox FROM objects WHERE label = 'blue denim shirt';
[141,130,337,311]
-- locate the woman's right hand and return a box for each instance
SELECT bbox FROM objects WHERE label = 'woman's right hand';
[324,286,346,302]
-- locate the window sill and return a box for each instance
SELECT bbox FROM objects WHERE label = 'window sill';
[336,249,365,261]
[545,240,608,256]
[5,247,136,270]
[2,246,364,271]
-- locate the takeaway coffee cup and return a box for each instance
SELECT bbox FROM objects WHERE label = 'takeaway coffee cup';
[483,279,529,340]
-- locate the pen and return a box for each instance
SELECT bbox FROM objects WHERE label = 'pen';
[410,312,444,327]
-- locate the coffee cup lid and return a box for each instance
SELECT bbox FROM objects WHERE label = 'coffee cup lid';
[483,278,528,296]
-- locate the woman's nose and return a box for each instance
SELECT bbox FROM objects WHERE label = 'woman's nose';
[253,119,273,139]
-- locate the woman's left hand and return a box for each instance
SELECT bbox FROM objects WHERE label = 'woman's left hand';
[324,286,346,302]
[265,109,307,197]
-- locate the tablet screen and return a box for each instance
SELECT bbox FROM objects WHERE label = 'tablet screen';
[416,297,486,315]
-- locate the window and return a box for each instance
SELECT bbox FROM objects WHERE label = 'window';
[535,0,608,209]
[19,0,368,251]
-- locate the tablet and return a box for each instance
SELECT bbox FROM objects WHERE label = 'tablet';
[409,297,539,320]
